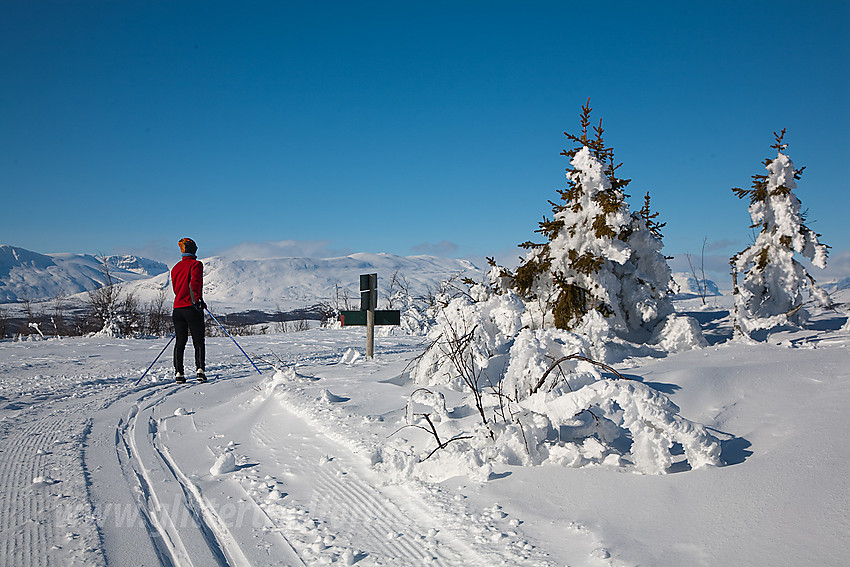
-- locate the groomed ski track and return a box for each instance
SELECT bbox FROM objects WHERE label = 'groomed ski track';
[101,376,530,565]
[73,334,557,566]
[1,332,597,566]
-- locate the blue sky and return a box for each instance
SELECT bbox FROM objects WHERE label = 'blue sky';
[2,1,848,279]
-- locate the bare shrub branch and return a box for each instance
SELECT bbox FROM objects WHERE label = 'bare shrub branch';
[530,354,632,397]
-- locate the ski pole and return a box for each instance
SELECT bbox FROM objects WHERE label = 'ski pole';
[135,334,176,385]
[205,306,263,375]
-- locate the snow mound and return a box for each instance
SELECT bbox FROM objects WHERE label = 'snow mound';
[411,286,524,387]
[672,272,721,297]
[406,388,450,421]
[405,321,720,478]
[650,313,708,352]
[339,348,362,365]
[267,367,296,391]
[32,475,57,487]
[210,451,238,475]
[502,328,598,399]
[259,366,321,399]
[321,389,349,403]
[521,379,722,474]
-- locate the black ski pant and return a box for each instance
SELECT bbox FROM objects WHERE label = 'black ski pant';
[173,307,205,373]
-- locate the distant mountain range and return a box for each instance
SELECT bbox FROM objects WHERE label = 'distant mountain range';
[123,252,481,312]
[5,243,845,313]
[102,255,169,277]
[0,245,480,311]
[0,245,165,303]
[671,272,722,298]
[824,277,850,292]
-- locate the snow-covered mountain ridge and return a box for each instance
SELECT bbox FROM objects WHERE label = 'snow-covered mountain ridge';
[124,252,481,312]
[5,244,846,314]
[0,245,481,312]
[101,254,168,277]
[0,245,162,303]
[671,272,721,298]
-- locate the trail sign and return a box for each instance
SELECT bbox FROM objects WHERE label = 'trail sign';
[360,273,377,311]
[339,310,368,326]
[339,273,400,358]
[339,310,401,326]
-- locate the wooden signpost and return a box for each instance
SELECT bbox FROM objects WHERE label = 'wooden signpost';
[339,273,401,358]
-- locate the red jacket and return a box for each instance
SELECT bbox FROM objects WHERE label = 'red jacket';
[171,255,203,309]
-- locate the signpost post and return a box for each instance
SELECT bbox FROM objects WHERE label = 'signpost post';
[339,273,400,358]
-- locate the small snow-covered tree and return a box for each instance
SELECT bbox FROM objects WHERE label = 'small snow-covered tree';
[409,278,721,475]
[86,257,123,336]
[511,100,673,340]
[730,130,831,336]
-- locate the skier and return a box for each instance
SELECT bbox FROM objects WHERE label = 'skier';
[171,237,206,383]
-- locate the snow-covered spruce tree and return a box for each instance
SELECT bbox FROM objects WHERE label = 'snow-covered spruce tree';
[407,104,718,476]
[730,129,831,337]
[512,100,673,341]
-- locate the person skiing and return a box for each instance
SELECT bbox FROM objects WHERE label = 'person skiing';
[171,237,206,383]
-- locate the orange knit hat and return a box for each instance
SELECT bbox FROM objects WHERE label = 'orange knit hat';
[178,237,197,255]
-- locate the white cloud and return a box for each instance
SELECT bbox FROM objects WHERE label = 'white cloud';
[411,240,459,256]
[214,240,353,260]
[703,239,741,254]
[669,254,733,280]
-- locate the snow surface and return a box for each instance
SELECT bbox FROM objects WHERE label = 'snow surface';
[0,291,848,565]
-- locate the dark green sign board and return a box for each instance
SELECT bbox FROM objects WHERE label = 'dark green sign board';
[342,273,399,357]
[361,273,377,311]
[340,310,401,326]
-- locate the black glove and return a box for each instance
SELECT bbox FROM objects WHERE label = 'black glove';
[194,300,206,312]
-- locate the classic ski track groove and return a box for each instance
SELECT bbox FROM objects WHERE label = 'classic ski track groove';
[117,381,308,567]
[115,414,181,567]
[118,384,229,566]
[150,420,252,567]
